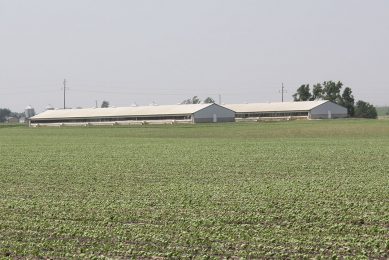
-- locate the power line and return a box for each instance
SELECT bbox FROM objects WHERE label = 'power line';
[68,89,244,96]
[0,90,58,95]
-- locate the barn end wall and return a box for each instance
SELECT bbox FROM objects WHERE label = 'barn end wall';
[193,104,235,123]
[310,113,347,119]
[310,101,348,119]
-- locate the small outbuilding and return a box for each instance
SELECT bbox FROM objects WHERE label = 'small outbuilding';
[224,100,348,120]
[29,103,235,126]
[6,117,20,124]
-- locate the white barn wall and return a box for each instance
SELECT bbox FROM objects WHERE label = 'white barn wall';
[310,102,348,119]
[193,104,235,123]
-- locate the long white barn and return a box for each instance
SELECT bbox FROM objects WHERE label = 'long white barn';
[224,100,348,119]
[30,103,235,126]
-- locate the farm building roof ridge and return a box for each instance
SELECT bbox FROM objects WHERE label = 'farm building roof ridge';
[31,103,215,119]
[224,100,331,113]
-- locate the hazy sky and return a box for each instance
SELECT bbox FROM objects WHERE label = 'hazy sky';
[1,0,388,112]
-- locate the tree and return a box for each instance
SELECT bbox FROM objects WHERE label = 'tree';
[101,101,109,108]
[311,83,323,100]
[203,97,215,104]
[181,96,201,104]
[0,108,11,123]
[339,87,355,117]
[322,81,342,102]
[291,81,377,118]
[354,100,377,119]
[292,84,312,101]
[12,112,23,118]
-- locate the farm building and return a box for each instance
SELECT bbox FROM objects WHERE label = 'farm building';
[6,117,20,123]
[224,100,348,120]
[29,103,235,126]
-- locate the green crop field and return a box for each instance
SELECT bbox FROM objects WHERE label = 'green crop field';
[0,120,389,259]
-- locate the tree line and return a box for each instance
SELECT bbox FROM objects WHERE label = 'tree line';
[180,96,215,104]
[292,81,377,118]
[0,108,24,123]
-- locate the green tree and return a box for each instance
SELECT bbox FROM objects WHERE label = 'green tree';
[292,84,312,101]
[322,81,342,102]
[311,83,323,100]
[203,97,215,103]
[339,87,355,117]
[354,100,377,119]
[101,101,109,108]
[0,108,11,123]
[181,96,201,104]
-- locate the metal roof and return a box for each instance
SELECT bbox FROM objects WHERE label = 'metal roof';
[31,103,214,119]
[224,100,330,113]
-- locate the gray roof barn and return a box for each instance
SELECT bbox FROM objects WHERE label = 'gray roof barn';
[30,103,235,126]
[224,101,348,119]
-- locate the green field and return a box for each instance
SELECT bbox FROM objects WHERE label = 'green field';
[1,120,389,258]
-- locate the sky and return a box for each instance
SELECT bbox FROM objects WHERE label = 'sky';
[1,0,388,112]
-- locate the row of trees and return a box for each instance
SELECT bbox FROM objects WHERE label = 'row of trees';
[292,81,377,118]
[0,108,24,123]
[181,96,215,104]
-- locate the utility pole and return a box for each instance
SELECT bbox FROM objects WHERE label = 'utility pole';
[281,83,284,102]
[63,79,67,109]
[279,83,287,102]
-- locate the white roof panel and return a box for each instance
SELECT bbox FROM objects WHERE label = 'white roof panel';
[31,103,213,119]
[224,100,329,113]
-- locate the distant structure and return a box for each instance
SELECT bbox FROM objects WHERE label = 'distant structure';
[24,105,36,118]
[28,101,348,127]
[6,117,19,124]
[224,100,348,120]
[29,103,235,126]
[45,104,54,111]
